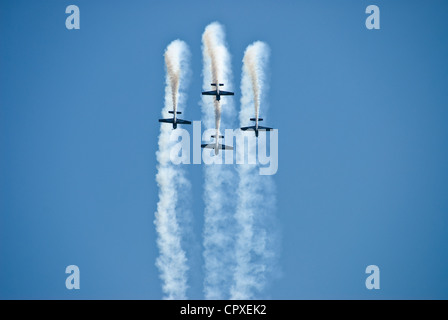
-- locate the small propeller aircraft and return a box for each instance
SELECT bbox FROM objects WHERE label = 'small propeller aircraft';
[201,83,234,101]
[240,117,273,137]
[158,109,191,129]
[201,132,233,156]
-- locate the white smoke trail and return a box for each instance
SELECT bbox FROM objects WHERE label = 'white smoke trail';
[155,40,190,300]
[231,41,277,299]
[201,22,237,299]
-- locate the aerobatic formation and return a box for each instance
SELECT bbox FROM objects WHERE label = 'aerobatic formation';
[158,35,273,155]
[155,22,278,300]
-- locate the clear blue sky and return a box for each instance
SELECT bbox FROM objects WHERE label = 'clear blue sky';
[1,0,447,299]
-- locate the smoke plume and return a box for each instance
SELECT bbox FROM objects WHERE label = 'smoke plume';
[155,40,190,300]
[201,22,237,299]
[231,41,278,299]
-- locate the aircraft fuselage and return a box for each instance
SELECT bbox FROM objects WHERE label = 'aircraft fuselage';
[214,129,219,155]
[202,83,233,102]
[215,87,220,101]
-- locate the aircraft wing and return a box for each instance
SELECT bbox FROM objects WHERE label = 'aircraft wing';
[218,143,233,150]
[159,118,174,123]
[257,125,273,131]
[202,90,217,96]
[240,126,256,131]
[201,143,233,150]
[219,90,234,96]
[176,119,191,125]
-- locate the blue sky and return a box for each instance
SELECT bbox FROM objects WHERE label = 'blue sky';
[1,0,448,299]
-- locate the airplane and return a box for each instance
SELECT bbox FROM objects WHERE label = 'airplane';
[201,132,233,156]
[240,117,273,137]
[202,83,234,101]
[158,110,191,129]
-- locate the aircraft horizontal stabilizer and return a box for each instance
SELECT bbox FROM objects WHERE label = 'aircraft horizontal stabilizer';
[250,118,263,121]
[168,111,182,114]
[211,83,224,86]
[211,135,224,139]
